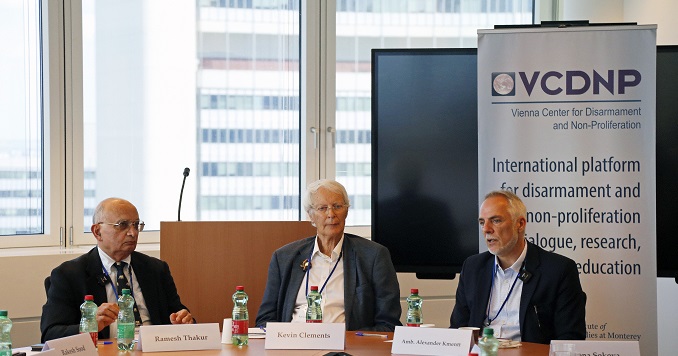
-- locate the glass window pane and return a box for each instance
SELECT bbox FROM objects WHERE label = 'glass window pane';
[0,0,43,236]
[335,0,533,225]
[82,0,301,231]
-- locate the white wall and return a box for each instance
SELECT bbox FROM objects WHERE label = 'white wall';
[560,0,624,23]
[625,0,678,44]
[555,0,678,44]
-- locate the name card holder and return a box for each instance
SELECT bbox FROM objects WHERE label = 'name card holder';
[391,326,472,356]
[42,332,97,356]
[138,323,221,352]
[551,340,640,356]
[264,322,345,350]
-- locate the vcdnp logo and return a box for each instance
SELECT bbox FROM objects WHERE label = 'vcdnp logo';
[491,69,641,97]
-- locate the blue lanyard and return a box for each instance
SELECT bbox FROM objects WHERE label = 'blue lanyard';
[101,262,134,300]
[305,250,343,297]
[485,262,523,326]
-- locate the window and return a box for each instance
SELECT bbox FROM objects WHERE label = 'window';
[76,0,301,244]
[0,0,43,237]
[3,0,535,248]
[333,0,533,225]
[0,0,64,247]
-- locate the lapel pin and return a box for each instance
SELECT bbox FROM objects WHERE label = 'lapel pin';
[300,259,311,272]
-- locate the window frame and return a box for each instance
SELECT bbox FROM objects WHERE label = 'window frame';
[0,0,64,248]
[3,0,543,248]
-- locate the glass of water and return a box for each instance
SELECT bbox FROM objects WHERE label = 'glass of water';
[551,343,576,356]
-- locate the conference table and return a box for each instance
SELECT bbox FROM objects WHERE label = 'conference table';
[95,332,550,355]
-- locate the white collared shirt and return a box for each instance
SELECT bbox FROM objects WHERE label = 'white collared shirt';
[291,236,345,323]
[487,242,528,341]
[97,247,152,326]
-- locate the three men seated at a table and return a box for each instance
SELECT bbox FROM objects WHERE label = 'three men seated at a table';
[40,185,585,345]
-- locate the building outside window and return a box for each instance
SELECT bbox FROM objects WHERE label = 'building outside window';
[1,0,532,246]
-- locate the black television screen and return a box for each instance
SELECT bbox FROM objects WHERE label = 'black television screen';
[656,45,678,280]
[372,46,677,281]
[371,48,479,279]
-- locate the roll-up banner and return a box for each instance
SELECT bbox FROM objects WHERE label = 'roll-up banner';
[477,25,657,355]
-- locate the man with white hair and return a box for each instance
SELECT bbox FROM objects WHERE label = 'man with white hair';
[256,179,401,331]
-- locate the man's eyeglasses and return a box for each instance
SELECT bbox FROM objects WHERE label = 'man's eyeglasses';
[98,220,145,232]
[313,204,348,214]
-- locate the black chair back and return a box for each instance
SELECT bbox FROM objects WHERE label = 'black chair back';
[44,276,51,297]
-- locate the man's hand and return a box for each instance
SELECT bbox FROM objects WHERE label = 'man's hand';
[96,302,120,331]
[170,309,194,324]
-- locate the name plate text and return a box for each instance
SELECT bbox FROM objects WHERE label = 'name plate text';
[43,332,97,356]
[551,340,640,356]
[392,326,472,356]
[264,322,345,350]
[138,323,221,352]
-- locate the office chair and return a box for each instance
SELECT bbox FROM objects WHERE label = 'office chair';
[44,276,51,298]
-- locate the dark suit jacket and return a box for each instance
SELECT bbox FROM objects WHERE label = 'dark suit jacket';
[450,242,586,344]
[255,234,402,331]
[40,247,190,342]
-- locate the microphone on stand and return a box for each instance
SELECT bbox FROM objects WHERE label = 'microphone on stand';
[178,167,190,221]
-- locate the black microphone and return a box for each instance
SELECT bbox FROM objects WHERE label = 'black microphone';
[178,167,190,221]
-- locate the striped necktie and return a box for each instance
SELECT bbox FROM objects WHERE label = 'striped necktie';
[114,261,142,326]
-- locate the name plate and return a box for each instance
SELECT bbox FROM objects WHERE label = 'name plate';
[43,332,97,356]
[551,340,640,356]
[392,326,472,356]
[138,323,221,352]
[264,322,345,350]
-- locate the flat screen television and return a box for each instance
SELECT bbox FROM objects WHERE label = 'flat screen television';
[372,46,678,282]
[656,45,678,281]
[371,48,479,279]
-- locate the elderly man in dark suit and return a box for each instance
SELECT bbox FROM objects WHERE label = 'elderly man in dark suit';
[450,190,586,344]
[41,197,193,342]
[256,179,401,331]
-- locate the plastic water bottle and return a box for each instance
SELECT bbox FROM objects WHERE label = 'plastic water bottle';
[0,310,11,356]
[478,327,499,356]
[79,295,98,346]
[306,285,322,323]
[406,288,423,327]
[117,289,136,351]
[231,286,249,346]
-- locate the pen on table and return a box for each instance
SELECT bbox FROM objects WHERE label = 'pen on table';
[259,325,267,332]
[98,341,113,345]
[355,332,387,338]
